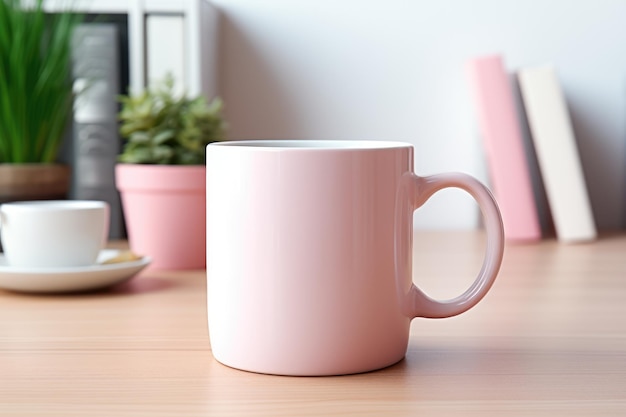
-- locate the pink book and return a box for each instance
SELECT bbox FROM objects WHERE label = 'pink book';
[466,55,542,242]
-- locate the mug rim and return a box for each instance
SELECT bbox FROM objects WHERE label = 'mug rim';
[208,140,412,150]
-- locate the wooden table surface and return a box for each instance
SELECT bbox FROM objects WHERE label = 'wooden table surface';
[1,231,625,416]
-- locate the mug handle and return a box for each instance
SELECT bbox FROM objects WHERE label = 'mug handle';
[394,172,505,318]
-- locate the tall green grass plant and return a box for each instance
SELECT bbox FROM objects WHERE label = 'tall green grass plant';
[0,0,81,163]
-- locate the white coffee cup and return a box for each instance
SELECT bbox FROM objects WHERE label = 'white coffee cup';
[0,200,110,268]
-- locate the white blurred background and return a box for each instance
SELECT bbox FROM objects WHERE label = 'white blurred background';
[212,0,626,231]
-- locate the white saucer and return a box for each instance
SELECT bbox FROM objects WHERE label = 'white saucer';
[0,250,151,294]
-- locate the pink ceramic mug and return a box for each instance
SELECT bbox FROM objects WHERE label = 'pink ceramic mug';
[206,140,504,376]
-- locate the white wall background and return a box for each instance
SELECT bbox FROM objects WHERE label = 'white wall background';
[210,0,626,231]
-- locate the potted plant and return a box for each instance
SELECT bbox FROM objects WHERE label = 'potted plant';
[0,0,81,202]
[115,75,226,270]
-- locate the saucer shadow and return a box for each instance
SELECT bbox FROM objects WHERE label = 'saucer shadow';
[44,275,178,298]
[107,275,177,295]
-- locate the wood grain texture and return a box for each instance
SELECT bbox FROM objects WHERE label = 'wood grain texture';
[1,233,625,416]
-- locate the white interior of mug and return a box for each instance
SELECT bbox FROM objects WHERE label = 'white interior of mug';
[210,140,411,149]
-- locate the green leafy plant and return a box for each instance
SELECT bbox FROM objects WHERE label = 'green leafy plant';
[118,75,226,165]
[0,0,81,163]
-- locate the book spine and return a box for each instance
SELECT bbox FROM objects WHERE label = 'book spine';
[517,66,597,243]
[145,13,186,91]
[189,0,219,98]
[71,23,124,239]
[466,55,542,241]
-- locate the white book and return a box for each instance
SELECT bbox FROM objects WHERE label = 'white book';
[146,13,186,93]
[517,66,596,243]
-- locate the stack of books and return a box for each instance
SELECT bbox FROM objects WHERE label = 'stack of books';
[467,54,596,244]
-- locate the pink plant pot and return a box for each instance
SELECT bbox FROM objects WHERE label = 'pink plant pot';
[116,164,206,270]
